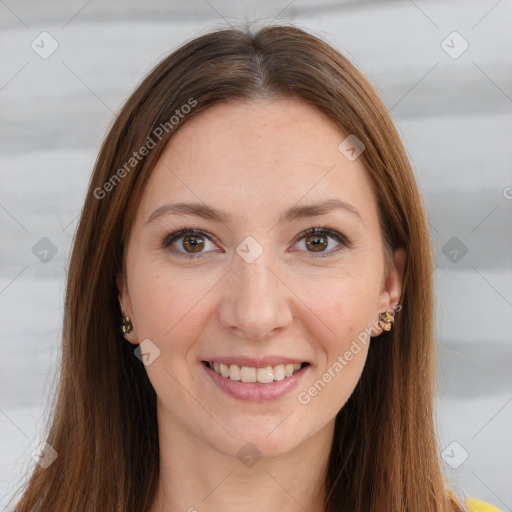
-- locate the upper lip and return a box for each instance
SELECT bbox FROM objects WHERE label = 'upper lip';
[202,356,310,368]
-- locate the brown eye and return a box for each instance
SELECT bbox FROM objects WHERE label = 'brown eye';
[181,234,205,253]
[162,226,350,261]
[295,227,351,257]
[305,233,328,252]
[162,229,218,259]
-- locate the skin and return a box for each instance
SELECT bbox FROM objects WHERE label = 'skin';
[117,97,406,512]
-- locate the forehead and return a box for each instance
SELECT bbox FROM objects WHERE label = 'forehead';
[138,98,379,227]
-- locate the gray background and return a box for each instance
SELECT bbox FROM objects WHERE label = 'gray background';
[1,0,511,509]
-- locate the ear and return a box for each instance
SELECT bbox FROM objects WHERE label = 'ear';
[386,247,406,308]
[373,247,407,335]
[116,271,139,345]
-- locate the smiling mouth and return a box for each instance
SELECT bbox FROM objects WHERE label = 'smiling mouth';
[202,361,309,384]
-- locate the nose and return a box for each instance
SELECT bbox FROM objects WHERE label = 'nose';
[217,247,293,342]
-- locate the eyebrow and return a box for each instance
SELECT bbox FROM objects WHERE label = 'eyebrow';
[146,198,363,225]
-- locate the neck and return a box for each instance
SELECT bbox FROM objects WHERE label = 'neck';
[149,408,334,512]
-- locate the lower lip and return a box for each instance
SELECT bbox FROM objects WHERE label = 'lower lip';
[201,362,310,402]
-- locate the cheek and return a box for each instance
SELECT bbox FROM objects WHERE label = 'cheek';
[129,260,208,349]
[303,270,379,342]
[129,268,210,399]
[294,271,376,410]
[296,278,373,420]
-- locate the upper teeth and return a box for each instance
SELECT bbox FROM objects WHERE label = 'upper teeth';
[208,362,303,383]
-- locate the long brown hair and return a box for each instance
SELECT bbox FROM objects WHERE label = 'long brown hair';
[11,24,465,511]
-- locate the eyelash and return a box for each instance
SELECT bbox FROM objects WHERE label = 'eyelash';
[161,225,352,260]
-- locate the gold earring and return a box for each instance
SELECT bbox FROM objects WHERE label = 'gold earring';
[121,316,133,335]
[378,311,395,332]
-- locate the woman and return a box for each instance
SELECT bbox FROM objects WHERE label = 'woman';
[11,24,499,512]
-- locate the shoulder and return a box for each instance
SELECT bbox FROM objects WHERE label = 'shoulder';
[466,496,501,512]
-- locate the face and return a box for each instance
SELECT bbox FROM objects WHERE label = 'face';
[118,97,405,459]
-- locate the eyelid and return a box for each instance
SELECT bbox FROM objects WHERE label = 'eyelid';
[161,225,351,259]
[162,228,218,249]
[293,225,351,253]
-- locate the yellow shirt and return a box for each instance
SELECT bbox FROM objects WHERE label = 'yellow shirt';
[466,497,501,511]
